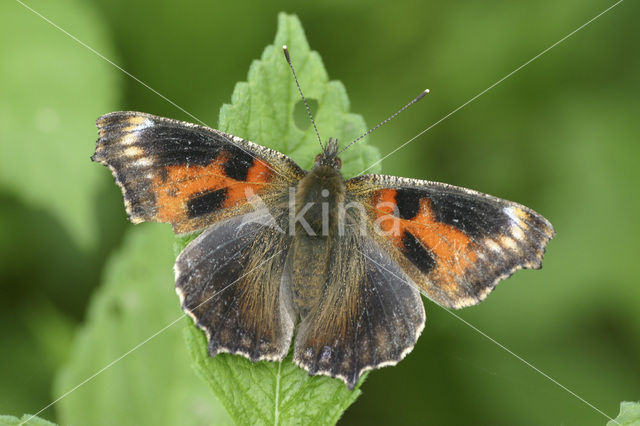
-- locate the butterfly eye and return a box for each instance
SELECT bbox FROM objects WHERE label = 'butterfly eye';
[315,153,322,163]
[335,157,342,168]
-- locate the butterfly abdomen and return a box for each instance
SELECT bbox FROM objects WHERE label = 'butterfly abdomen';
[290,162,345,316]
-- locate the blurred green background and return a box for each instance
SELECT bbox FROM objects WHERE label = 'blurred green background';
[1,0,638,425]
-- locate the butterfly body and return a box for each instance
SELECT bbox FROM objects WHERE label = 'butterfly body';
[93,111,554,389]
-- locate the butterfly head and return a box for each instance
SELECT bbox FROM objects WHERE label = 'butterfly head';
[314,137,342,170]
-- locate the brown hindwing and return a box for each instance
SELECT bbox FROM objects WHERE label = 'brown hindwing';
[175,211,295,361]
[293,231,425,389]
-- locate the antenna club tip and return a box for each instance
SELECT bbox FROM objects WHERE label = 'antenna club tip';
[415,89,429,101]
[282,45,290,60]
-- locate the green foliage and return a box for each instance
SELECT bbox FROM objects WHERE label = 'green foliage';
[0,0,122,417]
[0,0,119,249]
[185,326,362,425]
[608,402,640,426]
[218,13,380,178]
[53,225,231,426]
[0,414,57,426]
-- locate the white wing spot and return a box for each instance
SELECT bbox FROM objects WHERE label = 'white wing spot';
[123,146,144,157]
[121,133,138,145]
[136,118,153,131]
[134,157,152,167]
[485,239,502,253]
[505,206,530,234]
[511,225,525,241]
[504,206,520,225]
[499,236,519,251]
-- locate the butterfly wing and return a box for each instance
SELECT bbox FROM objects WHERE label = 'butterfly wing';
[346,174,555,309]
[175,209,295,361]
[92,111,305,233]
[293,230,425,389]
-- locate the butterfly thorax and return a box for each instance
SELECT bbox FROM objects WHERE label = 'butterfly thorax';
[293,138,345,237]
[291,138,345,316]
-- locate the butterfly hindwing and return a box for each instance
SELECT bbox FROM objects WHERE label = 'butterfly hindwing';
[293,231,425,389]
[346,174,555,309]
[92,111,305,233]
[175,210,295,361]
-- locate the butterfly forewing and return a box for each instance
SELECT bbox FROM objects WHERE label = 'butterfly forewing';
[92,111,304,234]
[346,174,555,309]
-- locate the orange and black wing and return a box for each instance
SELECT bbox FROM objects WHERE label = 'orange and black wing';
[346,174,555,309]
[92,111,305,233]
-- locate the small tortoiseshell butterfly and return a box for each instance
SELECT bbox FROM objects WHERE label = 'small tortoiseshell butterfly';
[92,46,554,389]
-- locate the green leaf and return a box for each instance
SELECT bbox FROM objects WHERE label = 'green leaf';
[185,324,362,426]
[0,0,119,249]
[54,225,231,426]
[0,414,57,426]
[608,402,640,426]
[218,12,380,179]
[180,12,375,425]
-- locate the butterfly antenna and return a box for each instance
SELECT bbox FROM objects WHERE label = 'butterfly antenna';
[338,89,429,155]
[282,45,324,150]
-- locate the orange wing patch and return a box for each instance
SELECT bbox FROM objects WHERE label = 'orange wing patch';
[371,189,478,292]
[151,151,274,233]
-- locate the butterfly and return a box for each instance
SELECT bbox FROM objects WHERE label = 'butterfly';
[92,47,554,389]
